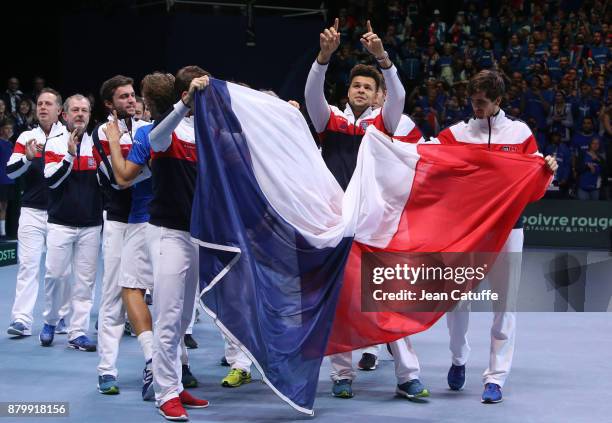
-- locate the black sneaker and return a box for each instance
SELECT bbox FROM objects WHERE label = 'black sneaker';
[357,353,378,371]
[184,334,198,349]
[181,364,198,388]
[124,322,136,337]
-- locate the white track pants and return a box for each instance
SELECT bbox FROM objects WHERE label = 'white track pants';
[10,207,70,328]
[148,225,198,406]
[43,223,100,340]
[97,219,128,377]
[330,337,421,384]
[224,338,252,372]
[446,228,523,387]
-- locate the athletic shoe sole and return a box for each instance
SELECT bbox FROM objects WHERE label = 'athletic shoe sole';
[98,386,120,395]
[68,343,96,352]
[39,335,53,347]
[7,327,31,337]
[449,379,466,391]
[396,387,430,401]
[182,402,209,409]
[357,361,378,371]
[221,378,252,388]
[158,409,188,422]
[481,397,503,404]
[331,391,354,399]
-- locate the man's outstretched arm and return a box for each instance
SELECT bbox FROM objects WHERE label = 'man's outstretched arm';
[360,20,405,134]
[305,18,340,133]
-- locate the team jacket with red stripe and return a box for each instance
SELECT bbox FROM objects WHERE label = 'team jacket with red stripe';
[6,122,66,210]
[44,132,103,227]
[94,116,149,223]
[305,60,408,190]
[149,101,196,232]
[431,109,541,228]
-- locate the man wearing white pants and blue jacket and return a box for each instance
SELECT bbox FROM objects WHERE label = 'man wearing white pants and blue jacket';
[6,88,71,339]
[41,94,102,351]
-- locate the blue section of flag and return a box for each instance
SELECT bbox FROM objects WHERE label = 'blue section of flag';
[191,79,353,413]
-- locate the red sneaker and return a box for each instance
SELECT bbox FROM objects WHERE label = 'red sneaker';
[179,390,210,409]
[159,397,189,421]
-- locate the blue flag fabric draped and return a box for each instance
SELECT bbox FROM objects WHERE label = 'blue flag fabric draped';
[190,79,354,414]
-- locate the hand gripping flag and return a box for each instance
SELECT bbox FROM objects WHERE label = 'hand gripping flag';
[190,80,552,414]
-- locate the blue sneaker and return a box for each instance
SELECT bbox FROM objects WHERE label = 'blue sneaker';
[68,335,96,352]
[332,379,354,398]
[55,318,68,334]
[396,379,430,400]
[98,374,119,395]
[142,359,154,401]
[448,364,466,391]
[39,324,55,346]
[482,383,503,403]
[7,321,31,337]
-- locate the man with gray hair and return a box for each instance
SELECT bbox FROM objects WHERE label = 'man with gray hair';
[41,94,103,351]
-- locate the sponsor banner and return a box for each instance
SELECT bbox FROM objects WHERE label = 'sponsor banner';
[361,251,612,312]
[523,200,612,249]
[0,241,17,267]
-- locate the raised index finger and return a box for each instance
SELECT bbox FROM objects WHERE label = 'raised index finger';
[333,17,339,32]
[366,20,373,33]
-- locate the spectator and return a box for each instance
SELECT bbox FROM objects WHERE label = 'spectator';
[399,36,422,92]
[28,77,46,103]
[532,29,549,61]
[2,77,23,114]
[506,34,524,72]
[411,105,435,138]
[428,9,447,47]
[571,116,598,155]
[589,31,610,67]
[449,12,470,48]
[521,75,552,133]
[0,99,10,123]
[11,99,36,140]
[0,119,14,239]
[475,37,497,69]
[572,81,601,130]
[438,43,454,85]
[547,45,563,82]
[134,96,146,121]
[544,130,572,198]
[576,138,605,200]
[547,91,574,143]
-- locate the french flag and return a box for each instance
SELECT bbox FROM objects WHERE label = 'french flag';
[190,79,552,414]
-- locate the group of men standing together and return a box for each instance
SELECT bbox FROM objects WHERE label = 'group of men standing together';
[6,70,213,421]
[4,17,557,422]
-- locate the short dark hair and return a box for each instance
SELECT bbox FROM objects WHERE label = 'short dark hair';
[141,72,176,120]
[468,70,505,101]
[37,88,63,107]
[135,96,145,106]
[175,66,210,100]
[100,75,134,104]
[349,64,382,91]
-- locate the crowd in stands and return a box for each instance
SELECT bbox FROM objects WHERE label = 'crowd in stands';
[1,0,611,232]
[325,0,611,199]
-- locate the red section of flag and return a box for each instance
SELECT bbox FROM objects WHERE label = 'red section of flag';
[326,145,551,355]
